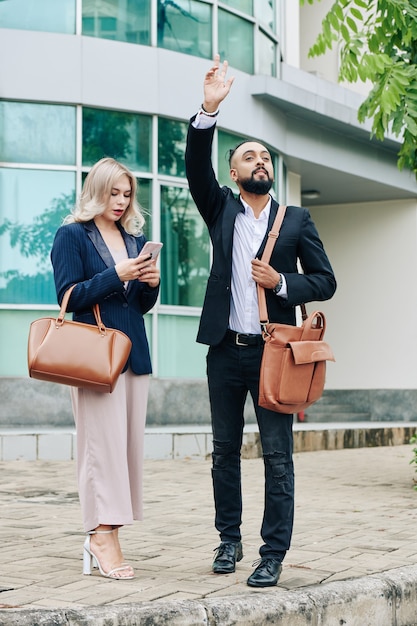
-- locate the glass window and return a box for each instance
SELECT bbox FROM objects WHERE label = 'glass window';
[82,0,151,45]
[160,185,210,307]
[0,0,75,33]
[138,178,152,240]
[158,118,188,178]
[221,0,253,14]
[0,102,76,165]
[0,169,75,304]
[258,30,276,77]
[158,0,211,59]
[82,108,152,172]
[218,9,254,74]
[255,0,275,31]
[157,315,207,378]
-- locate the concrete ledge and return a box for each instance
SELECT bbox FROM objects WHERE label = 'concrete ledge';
[2,564,417,625]
[1,422,417,461]
[293,422,417,453]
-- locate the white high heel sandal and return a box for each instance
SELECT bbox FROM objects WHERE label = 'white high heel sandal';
[83,528,135,579]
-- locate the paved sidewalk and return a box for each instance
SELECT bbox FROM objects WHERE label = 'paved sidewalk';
[1,444,417,624]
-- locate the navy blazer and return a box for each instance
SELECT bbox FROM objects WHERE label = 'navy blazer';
[185,120,337,346]
[51,220,159,375]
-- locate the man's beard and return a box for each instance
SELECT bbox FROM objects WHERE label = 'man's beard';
[240,175,273,195]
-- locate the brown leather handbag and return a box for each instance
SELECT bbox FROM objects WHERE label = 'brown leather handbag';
[28,285,132,393]
[257,206,335,414]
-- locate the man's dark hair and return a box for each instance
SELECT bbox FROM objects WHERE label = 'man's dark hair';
[228,140,272,167]
[228,141,248,167]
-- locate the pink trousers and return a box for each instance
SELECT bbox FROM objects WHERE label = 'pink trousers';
[70,369,149,532]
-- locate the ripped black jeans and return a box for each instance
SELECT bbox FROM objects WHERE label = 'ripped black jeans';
[207,339,294,560]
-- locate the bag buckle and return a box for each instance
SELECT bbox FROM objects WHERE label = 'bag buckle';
[261,322,270,338]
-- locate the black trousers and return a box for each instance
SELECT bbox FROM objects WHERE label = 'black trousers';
[206,336,294,560]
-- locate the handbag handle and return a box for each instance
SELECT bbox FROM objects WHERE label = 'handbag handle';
[257,205,308,326]
[56,284,106,334]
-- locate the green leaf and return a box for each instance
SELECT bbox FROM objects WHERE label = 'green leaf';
[375,54,391,72]
[346,16,358,33]
[391,111,405,135]
[328,11,340,30]
[334,3,344,20]
[373,116,386,141]
[350,8,363,21]
[404,115,417,135]
[357,61,369,82]
[380,89,395,113]
[323,18,332,42]
[341,23,350,42]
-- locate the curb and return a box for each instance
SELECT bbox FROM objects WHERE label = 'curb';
[2,565,417,625]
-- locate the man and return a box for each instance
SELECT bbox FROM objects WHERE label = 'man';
[185,55,336,588]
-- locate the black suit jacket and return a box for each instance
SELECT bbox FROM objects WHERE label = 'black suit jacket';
[51,220,159,375]
[185,119,337,347]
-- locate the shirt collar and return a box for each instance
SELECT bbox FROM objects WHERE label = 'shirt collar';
[239,195,272,221]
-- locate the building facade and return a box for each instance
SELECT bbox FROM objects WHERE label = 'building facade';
[1,0,417,426]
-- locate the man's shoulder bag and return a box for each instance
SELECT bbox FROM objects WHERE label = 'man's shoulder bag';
[257,205,335,414]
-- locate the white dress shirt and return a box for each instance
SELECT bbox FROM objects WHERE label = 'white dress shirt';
[230,200,269,333]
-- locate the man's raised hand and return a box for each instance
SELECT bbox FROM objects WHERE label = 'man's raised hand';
[202,54,235,113]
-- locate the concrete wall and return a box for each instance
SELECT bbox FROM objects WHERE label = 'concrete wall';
[0,376,254,427]
[298,0,339,82]
[2,377,417,429]
[298,0,371,97]
[311,198,417,389]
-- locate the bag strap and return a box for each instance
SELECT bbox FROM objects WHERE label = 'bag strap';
[56,284,105,332]
[257,205,307,327]
[261,204,287,266]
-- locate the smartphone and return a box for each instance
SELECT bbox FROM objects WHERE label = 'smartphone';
[138,241,163,261]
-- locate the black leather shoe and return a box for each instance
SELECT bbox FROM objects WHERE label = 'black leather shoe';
[247,558,282,587]
[212,541,243,574]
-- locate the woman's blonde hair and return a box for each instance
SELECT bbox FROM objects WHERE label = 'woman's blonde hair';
[64,157,145,235]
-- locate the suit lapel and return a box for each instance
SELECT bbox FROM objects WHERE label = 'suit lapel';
[84,221,139,296]
[84,221,138,267]
[84,221,115,268]
[222,194,245,258]
[121,230,139,295]
[120,228,138,259]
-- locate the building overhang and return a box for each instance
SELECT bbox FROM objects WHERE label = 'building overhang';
[249,65,417,206]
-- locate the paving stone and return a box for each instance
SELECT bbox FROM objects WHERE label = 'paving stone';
[1,443,417,624]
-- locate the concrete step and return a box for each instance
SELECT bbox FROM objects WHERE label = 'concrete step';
[305,400,371,423]
[304,411,371,422]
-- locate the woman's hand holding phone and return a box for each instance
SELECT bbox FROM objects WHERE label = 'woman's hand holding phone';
[136,241,162,287]
[115,241,162,287]
[138,241,163,262]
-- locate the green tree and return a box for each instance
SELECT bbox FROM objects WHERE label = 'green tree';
[300,0,417,177]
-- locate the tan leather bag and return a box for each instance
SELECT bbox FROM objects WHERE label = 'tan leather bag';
[257,206,335,414]
[28,285,132,393]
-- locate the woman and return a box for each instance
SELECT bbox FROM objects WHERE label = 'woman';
[51,157,160,580]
